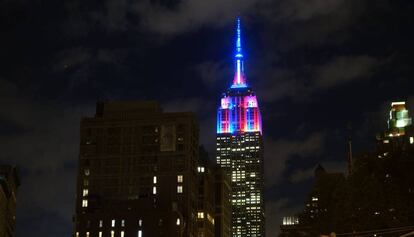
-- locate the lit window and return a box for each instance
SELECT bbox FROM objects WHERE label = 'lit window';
[76,232,79,237]
[197,212,204,219]
[138,230,142,237]
[121,231,125,237]
[99,232,102,237]
[111,219,116,227]
[82,199,88,207]
[312,197,318,201]
[99,220,103,228]
[84,169,90,176]
[86,232,90,237]
[139,219,143,227]
[153,186,157,195]
[207,213,215,224]
[111,231,115,237]
[83,189,88,197]
[153,176,157,184]
[177,186,183,193]
[177,175,183,183]
[410,137,414,144]
[121,219,125,227]
[176,218,180,225]
[197,167,205,173]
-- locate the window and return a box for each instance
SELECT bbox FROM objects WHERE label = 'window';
[121,219,125,227]
[197,212,204,219]
[139,219,143,227]
[121,231,125,237]
[410,137,414,144]
[83,179,89,186]
[177,175,183,183]
[83,189,88,197]
[111,219,115,227]
[153,186,157,195]
[84,169,90,176]
[82,199,88,207]
[207,213,215,224]
[111,231,115,237]
[86,232,90,237]
[176,218,181,226]
[153,176,157,184]
[177,185,183,193]
[76,232,79,237]
[197,167,205,173]
[99,232,102,237]
[99,220,103,228]
[138,230,143,237]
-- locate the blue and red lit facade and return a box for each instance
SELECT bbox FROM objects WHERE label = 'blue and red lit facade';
[217,18,262,135]
[216,18,265,237]
[217,92,262,134]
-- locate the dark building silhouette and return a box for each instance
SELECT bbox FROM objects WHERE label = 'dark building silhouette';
[196,147,216,237]
[280,101,414,236]
[299,166,345,235]
[73,101,231,237]
[279,165,345,237]
[196,147,232,237]
[73,101,200,237]
[214,166,231,237]
[0,165,19,237]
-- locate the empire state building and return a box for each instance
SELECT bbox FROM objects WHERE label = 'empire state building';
[216,18,265,237]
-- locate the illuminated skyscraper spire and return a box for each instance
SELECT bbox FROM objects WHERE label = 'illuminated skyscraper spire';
[217,16,265,237]
[232,17,247,88]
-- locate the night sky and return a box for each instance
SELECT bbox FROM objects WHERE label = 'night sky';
[1,0,414,236]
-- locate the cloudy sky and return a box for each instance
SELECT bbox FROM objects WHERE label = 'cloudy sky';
[1,0,414,236]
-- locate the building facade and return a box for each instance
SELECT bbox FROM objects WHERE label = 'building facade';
[0,165,19,237]
[216,18,265,237]
[73,101,200,237]
[196,148,216,237]
[214,166,232,237]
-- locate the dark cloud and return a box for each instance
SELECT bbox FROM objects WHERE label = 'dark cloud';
[290,160,347,184]
[255,55,379,103]
[314,55,379,89]
[195,61,231,90]
[0,79,94,236]
[290,168,315,184]
[134,0,261,35]
[265,132,325,188]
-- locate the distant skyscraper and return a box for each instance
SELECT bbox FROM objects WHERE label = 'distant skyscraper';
[0,165,19,237]
[386,101,412,137]
[73,101,201,237]
[216,18,265,237]
[377,101,414,153]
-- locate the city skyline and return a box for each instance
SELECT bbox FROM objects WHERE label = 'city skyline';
[1,1,414,236]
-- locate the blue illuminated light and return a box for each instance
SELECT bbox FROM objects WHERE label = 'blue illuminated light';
[231,17,247,88]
